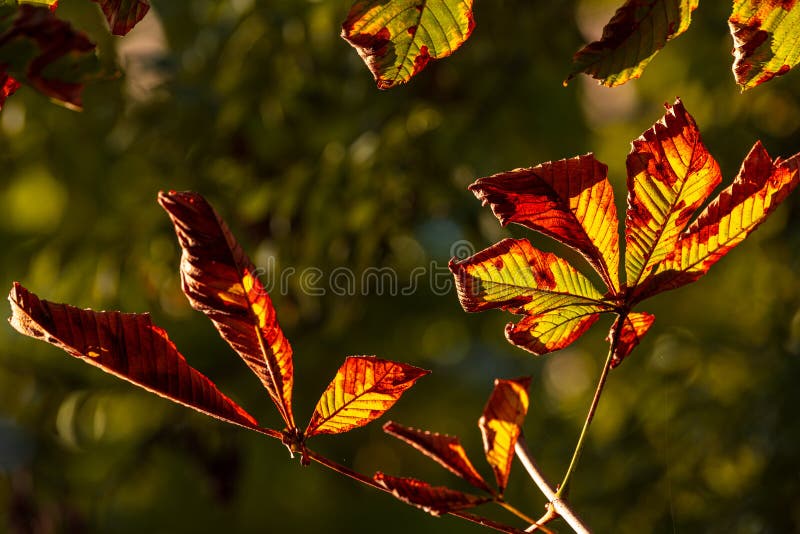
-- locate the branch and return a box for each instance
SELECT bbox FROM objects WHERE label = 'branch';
[514,433,590,534]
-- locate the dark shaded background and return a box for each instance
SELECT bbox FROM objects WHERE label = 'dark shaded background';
[2,0,800,532]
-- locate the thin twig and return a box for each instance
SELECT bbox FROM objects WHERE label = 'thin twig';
[514,433,590,534]
[305,449,527,534]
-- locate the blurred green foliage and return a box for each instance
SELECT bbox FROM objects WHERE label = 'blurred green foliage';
[1,0,800,532]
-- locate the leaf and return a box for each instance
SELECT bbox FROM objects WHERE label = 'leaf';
[0,3,101,110]
[7,283,260,431]
[633,142,800,300]
[470,154,621,294]
[625,98,722,291]
[383,421,491,492]
[566,0,698,87]
[374,472,489,516]
[0,71,20,108]
[479,377,530,494]
[729,0,800,90]
[341,0,475,89]
[608,312,655,368]
[450,238,612,355]
[305,356,428,437]
[158,191,296,429]
[91,0,150,36]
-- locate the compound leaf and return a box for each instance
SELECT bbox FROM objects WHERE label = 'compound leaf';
[470,154,621,294]
[91,0,150,36]
[479,377,530,494]
[567,0,698,87]
[374,473,489,516]
[306,356,428,437]
[158,191,296,429]
[730,0,800,90]
[383,421,491,492]
[341,0,475,89]
[7,283,260,431]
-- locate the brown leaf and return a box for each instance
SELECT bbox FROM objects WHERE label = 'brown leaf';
[91,0,150,36]
[158,191,296,429]
[7,283,260,430]
[383,421,491,492]
[609,312,655,368]
[305,356,428,437]
[374,472,489,516]
[479,377,531,494]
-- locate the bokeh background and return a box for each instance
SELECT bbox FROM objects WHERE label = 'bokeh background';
[2,0,800,532]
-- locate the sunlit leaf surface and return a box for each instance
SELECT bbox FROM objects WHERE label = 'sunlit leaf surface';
[91,0,150,35]
[609,312,655,368]
[374,472,489,516]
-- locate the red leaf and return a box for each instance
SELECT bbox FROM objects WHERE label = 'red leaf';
[374,472,489,516]
[7,283,260,431]
[479,377,531,494]
[305,356,429,437]
[608,312,655,368]
[91,0,150,36]
[0,71,20,108]
[158,191,296,429]
[383,421,491,492]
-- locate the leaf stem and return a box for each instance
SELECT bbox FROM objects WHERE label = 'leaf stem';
[304,449,527,534]
[497,500,554,534]
[514,433,589,534]
[556,320,622,499]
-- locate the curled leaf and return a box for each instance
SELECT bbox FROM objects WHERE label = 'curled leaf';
[374,472,489,516]
[158,191,296,429]
[342,0,475,89]
[7,283,260,430]
[567,0,698,87]
[479,377,531,494]
[91,0,150,36]
[306,356,428,437]
[383,421,491,492]
[608,312,655,368]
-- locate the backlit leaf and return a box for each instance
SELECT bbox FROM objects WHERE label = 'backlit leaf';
[566,0,698,87]
[341,0,475,89]
[625,99,722,290]
[450,238,611,355]
[0,72,20,108]
[608,312,655,368]
[7,283,260,431]
[479,377,530,494]
[729,0,800,90]
[383,421,491,492]
[91,0,150,36]
[470,154,621,293]
[633,142,800,300]
[374,472,489,516]
[158,191,296,429]
[0,3,101,110]
[306,356,428,437]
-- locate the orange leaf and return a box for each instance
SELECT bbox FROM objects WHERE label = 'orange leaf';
[91,0,150,36]
[305,356,428,437]
[479,377,530,494]
[608,312,655,368]
[625,98,722,291]
[158,191,295,429]
[374,472,489,516]
[633,142,800,301]
[383,421,491,492]
[7,283,260,431]
[470,154,620,293]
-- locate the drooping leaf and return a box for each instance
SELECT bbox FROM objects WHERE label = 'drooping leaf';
[158,191,296,429]
[479,377,531,494]
[625,98,722,291]
[0,3,101,110]
[633,142,800,300]
[383,421,491,492]
[374,472,489,516]
[450,238,612,355]
[305,356,429,437]
[608,312,655,368]
[91,0,150,36]
[566,0,698,87]
[341,0,475,89]
[7,283,260,431]
[729,0,800,90]
[470,154,621,293]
